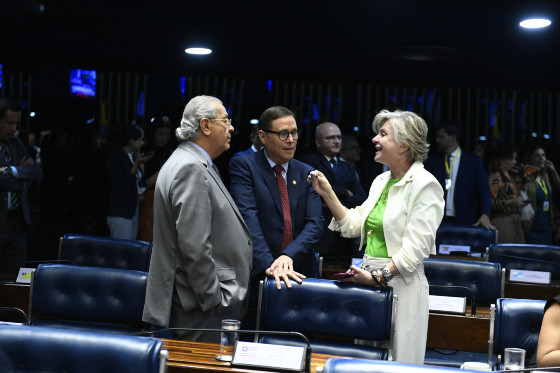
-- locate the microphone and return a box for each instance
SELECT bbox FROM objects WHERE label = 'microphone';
[0,306,28,324]
[428,284,477,316]
[490,252,560,266]
[138,327,312,373]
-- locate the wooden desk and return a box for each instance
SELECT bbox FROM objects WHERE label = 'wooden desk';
[426,307,491,353]
[504,281,560,301]
[0,281,30,312]
[162,339,335,373]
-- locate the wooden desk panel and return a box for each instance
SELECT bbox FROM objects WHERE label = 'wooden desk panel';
[427,309,491,353]
[162,339,335,373]
[0,282,30,312]
[504,282,560,301]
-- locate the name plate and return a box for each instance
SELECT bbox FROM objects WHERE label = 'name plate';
[232,341,305,372]
[16,268,34,284]
[509,269,551,284]
[429,295,466,314]
[438,244,470,255]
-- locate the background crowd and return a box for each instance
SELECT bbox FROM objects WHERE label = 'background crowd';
[3,98,560,265]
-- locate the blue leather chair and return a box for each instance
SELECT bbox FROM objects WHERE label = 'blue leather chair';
[323,358,483,372]
[424,258,504,313]
[423,258,503,367]
[28,263,149,334]
[256,277,395,360]
[488,243,560,280]
[0,324,166,373]
[58,233,153,272]
[436,224,497,257]
[492,298,546,370]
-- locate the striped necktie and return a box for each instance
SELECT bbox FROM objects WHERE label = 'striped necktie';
[273,164,293,251]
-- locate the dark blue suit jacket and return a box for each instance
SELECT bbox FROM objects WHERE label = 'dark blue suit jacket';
[424,149,491,226]
[229,150,324,276]
[299,151,366,208]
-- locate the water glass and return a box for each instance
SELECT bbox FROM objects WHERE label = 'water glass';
[504,347,526,370]
[216,319,240,362]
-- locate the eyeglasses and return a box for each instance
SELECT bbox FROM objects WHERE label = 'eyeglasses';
[264,129,302,141]
[318,135,342,142]
[210,118,232,128]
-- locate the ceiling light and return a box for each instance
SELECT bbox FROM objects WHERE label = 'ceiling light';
[185,47,212,55]
[519,18,551,29]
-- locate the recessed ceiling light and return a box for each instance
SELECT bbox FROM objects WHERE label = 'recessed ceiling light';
[185,47,212,55]
[519,18,551,29]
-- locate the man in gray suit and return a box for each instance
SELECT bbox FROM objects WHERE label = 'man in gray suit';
[143,95,252,342]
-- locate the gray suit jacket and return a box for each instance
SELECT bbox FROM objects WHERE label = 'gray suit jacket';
[143,141,252,330]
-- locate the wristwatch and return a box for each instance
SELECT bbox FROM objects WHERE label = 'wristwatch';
[381,266,394,283]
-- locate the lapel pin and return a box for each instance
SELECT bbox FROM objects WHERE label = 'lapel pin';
[293,180,297,185]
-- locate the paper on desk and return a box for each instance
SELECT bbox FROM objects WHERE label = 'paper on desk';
[509,269,551,284]
[429,295,466,314]
[232,341,305,371]
[16,268,33,284]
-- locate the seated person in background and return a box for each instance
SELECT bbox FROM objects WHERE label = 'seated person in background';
[424,122,494,229]
[537,294,560,368]
[521,143,560,244]
[486,143,527,243]
[299,122,366,260]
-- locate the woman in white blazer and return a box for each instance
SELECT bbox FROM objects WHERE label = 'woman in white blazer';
[309,110,444,364]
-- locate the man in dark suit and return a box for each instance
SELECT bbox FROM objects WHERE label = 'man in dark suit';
[233,123,263,157]
[424,122,494,229]
[0,97,42,264]
[299,122,366,259]
[229,106,323,329]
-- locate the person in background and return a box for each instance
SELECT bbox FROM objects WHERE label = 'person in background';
[229,106,323,331]
[234,123,263,157]
[0,97,42,264]
[137,116,174,242]
[309,109,444,364]
[536,294,560,368]
[143,95,252,342]
[521,144,560,244]
[425,122,494,229]
[339,134,362,180]
[106,124,153,240]
[299,122,366,261]
[486,143,527,243]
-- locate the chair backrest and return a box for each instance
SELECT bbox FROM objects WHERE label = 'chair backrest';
[436,224,497,256]
[58,233,153,272]
[323,357,482,373]
[424,258,504,307]
[493,298,546,368]
[29,263,148,334]
[488,243,560,280]
[257,277,394,360]
[0,324,166,373]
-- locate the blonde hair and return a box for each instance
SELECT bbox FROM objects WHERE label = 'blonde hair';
[372,109,430,163]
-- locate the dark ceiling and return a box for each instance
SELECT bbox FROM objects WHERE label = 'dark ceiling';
[4,0,560,90]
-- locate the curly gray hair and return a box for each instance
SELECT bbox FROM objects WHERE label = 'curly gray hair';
[176,95,222,141]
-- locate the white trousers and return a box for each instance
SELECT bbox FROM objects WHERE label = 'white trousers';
[107,206,139,240]
[362,255,430,365]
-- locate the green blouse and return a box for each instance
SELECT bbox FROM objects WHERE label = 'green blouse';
[364,177,401,258]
